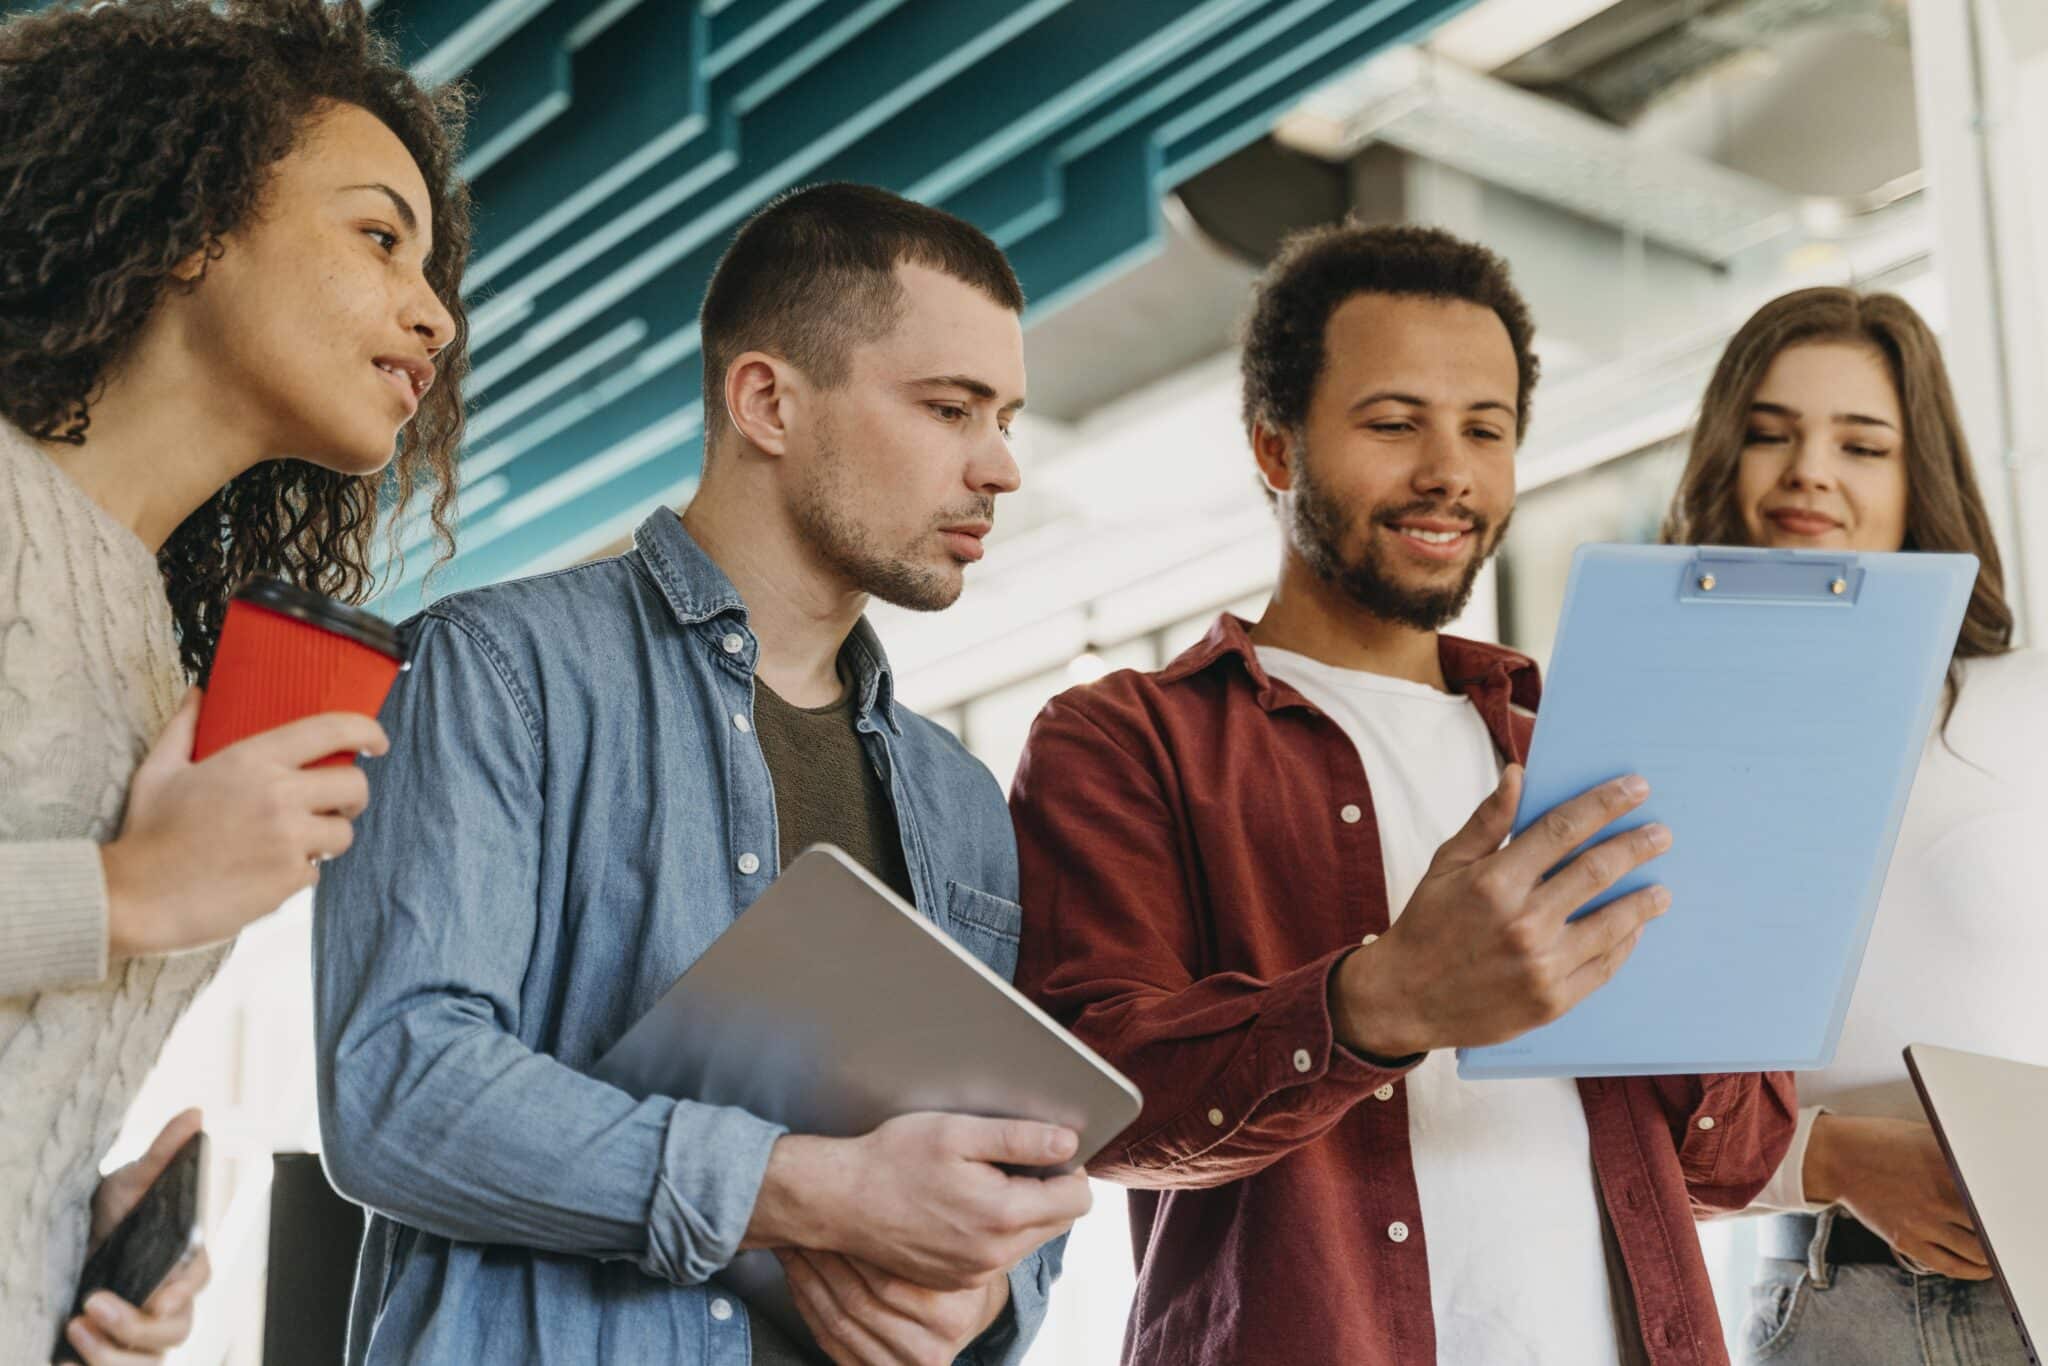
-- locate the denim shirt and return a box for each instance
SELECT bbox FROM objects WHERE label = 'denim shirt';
[313,510,1061,1364]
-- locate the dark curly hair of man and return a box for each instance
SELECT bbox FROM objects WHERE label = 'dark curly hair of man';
[1240,221,1540,487]
[0,0,472,677]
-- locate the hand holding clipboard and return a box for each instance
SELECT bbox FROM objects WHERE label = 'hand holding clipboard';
[1332,766,1673,1059]
[1460,545,1976,1080]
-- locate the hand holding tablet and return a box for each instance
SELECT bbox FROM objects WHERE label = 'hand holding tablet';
[593,846,1141,1352]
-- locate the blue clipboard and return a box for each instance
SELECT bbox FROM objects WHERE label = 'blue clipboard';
[1458,544,1976,1080]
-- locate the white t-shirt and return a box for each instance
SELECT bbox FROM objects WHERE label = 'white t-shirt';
[1259,647,1625,1366]
[1753,649,2048,1210]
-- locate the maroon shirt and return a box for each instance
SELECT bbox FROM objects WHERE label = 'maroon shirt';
[1012,615,1796,1366]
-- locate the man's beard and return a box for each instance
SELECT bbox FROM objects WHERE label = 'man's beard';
[789,426,991,614]
[1287,447,1507,632]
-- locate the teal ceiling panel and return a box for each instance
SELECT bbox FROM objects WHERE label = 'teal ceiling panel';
[379,0,554,83]
[456,0,581,178]
[461,1,710,290]
[0,0,1477,599]
[722,0,913,112]
[465,0,1232,403]
[1157,0,1470,184]
[369,0,1483,603]
[932,0,1365,292]
[939,156,1064,248]
[469,0,1311,416]
[1000,127,1162,319]
[802,0,1261,210]
[705,0,840,76]
[473,0,1072,310]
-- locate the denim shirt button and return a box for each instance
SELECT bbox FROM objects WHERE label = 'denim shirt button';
[737,853,761,875]
[733,713,752,734]
[710,1297,734,1322]
[721,633,744,655]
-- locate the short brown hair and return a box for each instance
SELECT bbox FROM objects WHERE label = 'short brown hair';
[1663,286,2012,669]
[698,182,1022,446]
[1240,221,1540,445]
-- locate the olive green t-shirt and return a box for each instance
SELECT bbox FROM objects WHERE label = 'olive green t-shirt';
[751,669,914,903]
[740,666,914,1364]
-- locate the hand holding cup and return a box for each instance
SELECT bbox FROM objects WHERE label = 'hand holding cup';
[103,578,406,959]
[103,689,388,958]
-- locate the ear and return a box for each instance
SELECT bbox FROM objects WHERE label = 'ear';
[1250,420,1296,497]
[725,351,797,458]
[168,244,212,284]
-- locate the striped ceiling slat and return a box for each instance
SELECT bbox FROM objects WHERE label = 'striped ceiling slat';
[1,0,1475,599]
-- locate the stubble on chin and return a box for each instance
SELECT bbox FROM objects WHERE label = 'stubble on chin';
[866,551,962,612]
[1288,456,1504,632]
[792,488,964,612]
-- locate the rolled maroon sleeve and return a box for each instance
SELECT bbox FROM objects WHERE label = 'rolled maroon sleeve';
[1651,1070,1799,1215]
[1012,691,1416,1190]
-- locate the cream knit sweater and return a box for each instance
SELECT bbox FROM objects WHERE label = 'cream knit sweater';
[0,420,228,1346]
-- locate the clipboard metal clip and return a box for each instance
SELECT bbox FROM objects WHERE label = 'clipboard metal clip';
[1679,550,1864,606]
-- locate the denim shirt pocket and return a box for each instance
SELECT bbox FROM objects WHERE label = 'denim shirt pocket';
[942,881,1024,983]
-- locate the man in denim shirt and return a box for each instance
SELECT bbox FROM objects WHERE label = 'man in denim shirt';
[313,184,1088,1365]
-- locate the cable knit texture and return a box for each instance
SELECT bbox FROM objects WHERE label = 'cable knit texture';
[1,419,227,1346]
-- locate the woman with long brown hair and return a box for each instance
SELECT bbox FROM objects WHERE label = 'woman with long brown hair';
[0,1,470,1358]
[1666,287,2043,1365]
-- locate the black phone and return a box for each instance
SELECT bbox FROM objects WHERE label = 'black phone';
[51,1132,207,1364]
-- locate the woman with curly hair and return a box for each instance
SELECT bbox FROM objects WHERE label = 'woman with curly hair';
[0,0,471,1358]
[1665,288,2041,1365]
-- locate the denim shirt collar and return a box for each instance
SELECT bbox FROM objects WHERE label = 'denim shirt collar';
[631,509,903,735]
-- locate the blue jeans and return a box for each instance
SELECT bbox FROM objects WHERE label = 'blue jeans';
[1742,1210,2032,1364]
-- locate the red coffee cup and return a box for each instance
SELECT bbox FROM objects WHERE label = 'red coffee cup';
[192,578,408,767]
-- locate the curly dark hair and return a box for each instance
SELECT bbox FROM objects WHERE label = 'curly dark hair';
[1240,221,1540,481]
[0,0,471,678]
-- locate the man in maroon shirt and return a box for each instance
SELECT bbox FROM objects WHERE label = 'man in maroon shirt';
[1011,222,1796,1365]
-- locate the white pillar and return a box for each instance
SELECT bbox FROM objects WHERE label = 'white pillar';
[1908,0,2048,645]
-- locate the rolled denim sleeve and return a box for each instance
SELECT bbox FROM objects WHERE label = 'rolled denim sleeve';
[958,1235,1066,1366]
[313,612,786,1285]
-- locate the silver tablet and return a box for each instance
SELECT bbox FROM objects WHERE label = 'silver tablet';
[591,845,1141,1347]
[1905,1044,2047,1364]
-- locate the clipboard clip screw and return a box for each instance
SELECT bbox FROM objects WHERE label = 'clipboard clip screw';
[1830,578,1847,595]
[1698,574,1717,592]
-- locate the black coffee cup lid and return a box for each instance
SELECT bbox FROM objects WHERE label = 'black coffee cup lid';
[232,577,406,662]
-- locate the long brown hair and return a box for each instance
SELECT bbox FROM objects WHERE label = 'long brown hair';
[0,0,471,678]
[1664,287,2014,685]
